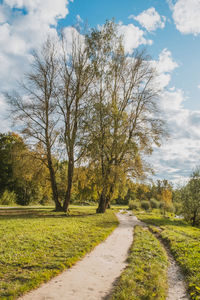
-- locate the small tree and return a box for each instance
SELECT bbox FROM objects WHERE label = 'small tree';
[182,168,200,226]
[161,189,173,215]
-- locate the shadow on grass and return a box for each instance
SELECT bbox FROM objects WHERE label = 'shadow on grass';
[0,206,53,211]
[0,212,97,220]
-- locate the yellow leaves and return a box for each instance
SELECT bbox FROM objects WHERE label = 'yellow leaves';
[161,189,172,206]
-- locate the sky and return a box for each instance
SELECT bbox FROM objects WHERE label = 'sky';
[0,0,200,185]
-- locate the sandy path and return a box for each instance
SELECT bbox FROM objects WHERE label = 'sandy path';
[20,212,140,300]
[167,250,189,300]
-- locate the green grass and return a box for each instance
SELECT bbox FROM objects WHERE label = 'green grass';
[110,226,168,300]
[136,211,200,300]
[0,206,118,299]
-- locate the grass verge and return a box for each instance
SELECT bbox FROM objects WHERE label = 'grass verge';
[110,226,168,300]
[136,211,200,300]
[0,206,118,299]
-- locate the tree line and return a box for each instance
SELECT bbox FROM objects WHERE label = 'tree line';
[1,131,199,226]
[0,135,172,209]
[4,21,165,213]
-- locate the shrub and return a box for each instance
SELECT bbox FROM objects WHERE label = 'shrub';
[0,190,16,205]
[166,204,175,213]
[159,202,164,209]
[150,198,160,209]
[141,200,150,211]
[128,200,140,210]
[174,202,182,215]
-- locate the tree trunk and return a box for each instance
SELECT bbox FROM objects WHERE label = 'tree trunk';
[47,154,63,211]
[106,183,115,210]
[96,191,106,213]
[192,210,197,226]
[63,158,74,212]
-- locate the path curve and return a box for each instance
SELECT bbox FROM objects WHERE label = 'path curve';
[19,212,140,300]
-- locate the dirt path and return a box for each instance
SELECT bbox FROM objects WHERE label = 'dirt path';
[167,250,189,300]
[150,228,189,300]
[20,211,141,300]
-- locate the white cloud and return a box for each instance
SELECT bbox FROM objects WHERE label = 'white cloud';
[118,23,153,54]
[169,0,200,35]
[157,48,178,73]
[146,48,200,183]
[131,7,166,32]
[151,48,178,90]
[63,26,85,53]
[4,0,70,24]
[0,1,71,133]
[0,7,6,23]
[149,86,200,183]
[160,88,184,111]
[0,94,11,132]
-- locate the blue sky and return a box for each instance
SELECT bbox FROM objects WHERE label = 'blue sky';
[60,0,200,110]
[0,0,200,184]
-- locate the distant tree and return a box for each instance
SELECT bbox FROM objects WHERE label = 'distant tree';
[13,143,53,205]
[161,188,173,215]
[172,187,183,215]
[72,166,99,203]
[0,132,52,205]
[181,168,200,226]
[0,132,26,195]
[136,184,150,201]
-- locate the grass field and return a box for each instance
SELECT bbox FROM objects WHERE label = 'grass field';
[0,206,118,299]
[136,211,200,300]
[110,226,168,300]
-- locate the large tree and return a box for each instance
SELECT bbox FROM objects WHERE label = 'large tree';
[57,30,94,212]
[7,31,93,212]
[6,39,63,211]
[85,21,165,213]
